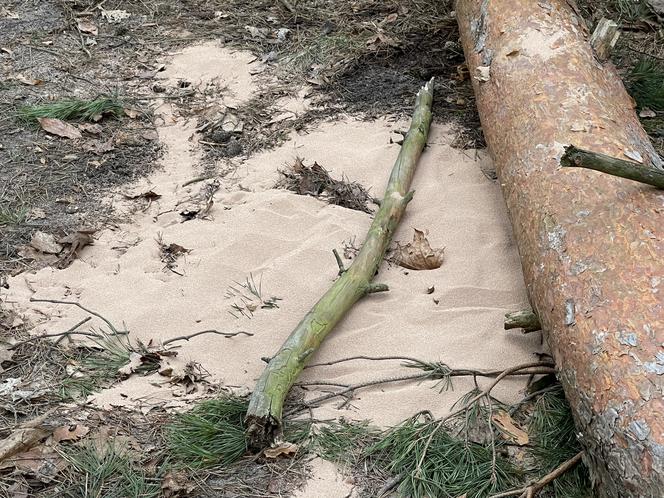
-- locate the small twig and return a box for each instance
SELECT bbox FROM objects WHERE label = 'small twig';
[332,248,346,275]
[8,316,93,350]
[278,0,296,14]
[182,175,214,188]
[306,355,555,378]
[626,45,664,62]
[377,474,403,497]
[488,398,498,485]
[414,361,553,474]
[488,452,584,498]
[508,384,560,415]
[290,373,428,413]
[296,380,350,388]
[306,355,424,368]
[289,363,555,414]
[29,298,120,334]
[163,329,253,346]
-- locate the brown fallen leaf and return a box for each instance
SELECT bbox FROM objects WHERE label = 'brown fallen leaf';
[37,117,82,139]
[76,18,98,36]
[263,441,298,459]
[78,122,102,135]
[57,229,95,268]
[17,246,59,266]
[0,411,54,464]
[15,74,43,86]
[393,229,444,270]
[5,445,66,481]
[162,470,196,497]
[492,410,529,446]
[30,231,63,254]
[84,139,114,155]
[28,208,47,220]
[53,423,90,443]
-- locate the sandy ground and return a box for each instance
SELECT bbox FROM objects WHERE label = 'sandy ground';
[3,42,541,496]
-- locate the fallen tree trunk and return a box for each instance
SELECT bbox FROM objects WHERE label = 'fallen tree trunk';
[455,1,664,496]
[245,79,434,450]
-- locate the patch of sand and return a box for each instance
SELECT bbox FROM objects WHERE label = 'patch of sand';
[3,44,541,496]
[159,41,257,104]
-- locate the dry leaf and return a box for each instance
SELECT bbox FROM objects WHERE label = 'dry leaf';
[15,74,43,86]
[245,25,269,38]
[37,118,82,139]
[17,246,59,266]
[393,229,444,270]
[492,411,529,446]
[366,32,398,50]
[118,352,143,377]
[84,139,114,155]
[57,230,95,268]
[162,470,196,497]
[78,122,102,135]
[53,424,89,442]
[263,441,298,459]
[6,446,65,480]
[30,231,62,254]
[76,18,98,36]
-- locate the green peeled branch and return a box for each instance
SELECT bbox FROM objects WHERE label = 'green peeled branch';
[244,79,435,450]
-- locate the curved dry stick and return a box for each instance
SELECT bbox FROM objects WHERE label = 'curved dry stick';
[8,316,93,350]
[30,298,121,334]
[289,364,556,414]
[163,329,253,346]
[488,452,584,498]
[305,355,425,368]
[414,361,552,473]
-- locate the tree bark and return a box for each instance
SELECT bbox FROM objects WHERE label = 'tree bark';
[456,1,664,496]
[561,145,664,189]
[244,79,435,450]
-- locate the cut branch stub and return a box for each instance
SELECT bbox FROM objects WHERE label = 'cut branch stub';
[244,79,435,450]
[560,145,664,189]
[504,309,541,333]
